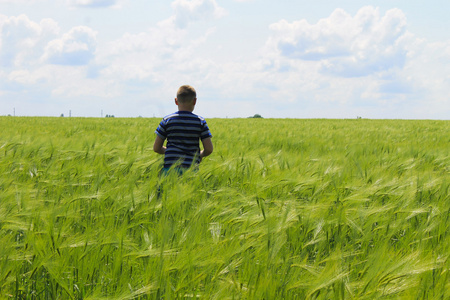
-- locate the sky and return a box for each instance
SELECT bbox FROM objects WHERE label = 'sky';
[1,0,449,119]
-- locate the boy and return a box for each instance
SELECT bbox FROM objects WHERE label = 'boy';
[153,85,213,173]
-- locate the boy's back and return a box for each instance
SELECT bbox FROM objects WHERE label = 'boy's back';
[155,111,212,169]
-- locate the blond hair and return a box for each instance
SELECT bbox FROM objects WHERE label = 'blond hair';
[177,85,197,103]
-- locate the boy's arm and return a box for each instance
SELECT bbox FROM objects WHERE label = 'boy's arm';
[200,137,213,159]
[153,135,166,154]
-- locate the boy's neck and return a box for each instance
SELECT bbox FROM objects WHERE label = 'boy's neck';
[177,105,195,112]
[174,98,196,112]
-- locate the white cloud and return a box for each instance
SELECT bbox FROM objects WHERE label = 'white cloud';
[8,69,42,85]
[265,6,409,77]
[91,0,226,83]
[0,0,225,108]
[43,26,97,65]
[68,0,120,8]
[0,0,45,2]
[401,40,450,117]
[171,0,226,28]
[94,1,221,85]
[0,14,59,68]
[240,6,450,119]
[0,14,100,102]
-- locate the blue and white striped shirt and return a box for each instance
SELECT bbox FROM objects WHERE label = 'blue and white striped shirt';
[155,111,212,169]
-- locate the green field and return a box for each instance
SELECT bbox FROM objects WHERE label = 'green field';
[0,117,449,299]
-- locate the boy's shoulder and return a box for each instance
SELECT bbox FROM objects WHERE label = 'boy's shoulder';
[162,112,179,121]
[162,111,206,122]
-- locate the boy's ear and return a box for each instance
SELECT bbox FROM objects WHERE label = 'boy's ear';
[175,98,178,105]
[193,98,197,105]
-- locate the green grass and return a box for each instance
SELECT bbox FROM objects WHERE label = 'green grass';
[0,117,449,299]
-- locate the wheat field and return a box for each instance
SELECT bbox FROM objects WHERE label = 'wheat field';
[0,117,449,299]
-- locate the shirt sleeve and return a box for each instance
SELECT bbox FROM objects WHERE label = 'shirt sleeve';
[155,120,167,140]
[200,120,212,140]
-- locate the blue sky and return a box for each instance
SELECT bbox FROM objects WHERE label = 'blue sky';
[1,0,449,119]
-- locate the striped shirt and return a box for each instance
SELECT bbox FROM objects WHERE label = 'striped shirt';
[155,111,212,169]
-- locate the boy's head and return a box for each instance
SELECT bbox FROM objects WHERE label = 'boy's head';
[176,85,197,104]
